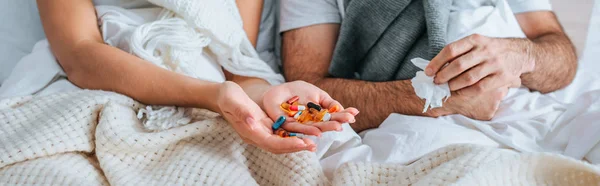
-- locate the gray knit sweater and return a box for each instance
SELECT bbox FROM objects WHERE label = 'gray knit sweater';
[329,0,450,81]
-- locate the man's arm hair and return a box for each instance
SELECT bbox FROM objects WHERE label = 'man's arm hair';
[517,11,577,93]
[282,24,438,132]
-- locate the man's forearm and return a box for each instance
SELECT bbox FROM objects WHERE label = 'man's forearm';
[297,77,437,132]
[520,33,577,93]
[282,24,444,131]
[512,11,578,93]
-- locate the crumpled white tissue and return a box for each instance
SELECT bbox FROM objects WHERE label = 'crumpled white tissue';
[410,58,451,113]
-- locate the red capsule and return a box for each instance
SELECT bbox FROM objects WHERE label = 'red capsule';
[289,105,306,111]
[286,96,300,104]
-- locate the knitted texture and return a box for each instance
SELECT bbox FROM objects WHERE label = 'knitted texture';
[0,90,327,185]
[2,90,600,185]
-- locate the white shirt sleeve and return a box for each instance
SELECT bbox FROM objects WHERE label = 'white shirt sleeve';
[279,0,342,33]
[506,0,553,14]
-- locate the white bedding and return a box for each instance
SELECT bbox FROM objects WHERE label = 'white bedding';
[0,0,599,181]
[313,0,600,178]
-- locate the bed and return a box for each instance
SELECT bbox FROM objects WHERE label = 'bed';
[1,0,600,185]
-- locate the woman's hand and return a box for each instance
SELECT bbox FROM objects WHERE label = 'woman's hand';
[262,81,359,136]
[217,81,316,154]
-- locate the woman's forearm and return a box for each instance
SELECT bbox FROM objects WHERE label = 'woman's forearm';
[38,0,223,112]
[236,0,264,47]
[228,74,271,110]
[63,41,222,112]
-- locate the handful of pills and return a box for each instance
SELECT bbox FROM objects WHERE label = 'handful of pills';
[273,96,341,138]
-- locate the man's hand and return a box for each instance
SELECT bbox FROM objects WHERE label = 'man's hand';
[217,81,316,154]
[427,11,577,95]
[425,34,531,96]
[434,87,509,120]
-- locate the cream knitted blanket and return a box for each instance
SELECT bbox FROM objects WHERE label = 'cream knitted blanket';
[1,90,600,185]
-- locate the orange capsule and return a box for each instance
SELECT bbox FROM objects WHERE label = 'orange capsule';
[280,102,291,110]
[308,108,320,115]
[287,110,298,117]
[275,128,288,137]
[314,110,331,122]
[286,96,300,104]
[328,105,340,113]
[292,101,299,106]
[298,111,313,123]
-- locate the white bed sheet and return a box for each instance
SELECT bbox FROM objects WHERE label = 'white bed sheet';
[311,0,600,179]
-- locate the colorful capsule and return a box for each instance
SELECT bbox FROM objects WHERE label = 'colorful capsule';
[289,105,306,111]
[308,108,320,115]
[288,132,306,138]
[293,111,303,119]
[275,129,305,138]
[328,105,340,113]
[287,110,298,117]
[292,101,299,106]
[272,116,286,130]
[298,111,313,123]
[286,96,300,104]
[307,102,321,111]
[314,110,332,122]
[275,128,289,137]
[280,102,291,110]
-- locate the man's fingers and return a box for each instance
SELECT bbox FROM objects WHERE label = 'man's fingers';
[448,62,495,91]
[427,35,478,76]
[434,51,485,84]
[458,74,506,96]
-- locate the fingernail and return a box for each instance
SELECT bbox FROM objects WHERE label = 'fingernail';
[296,143,307,148]
[425,68,433,76]
[245,117,255,130]
[336,127,343,132]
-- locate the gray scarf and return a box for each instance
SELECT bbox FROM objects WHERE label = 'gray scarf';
[329,0,450,81]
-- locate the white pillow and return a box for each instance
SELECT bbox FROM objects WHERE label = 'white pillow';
[0,0,45,84]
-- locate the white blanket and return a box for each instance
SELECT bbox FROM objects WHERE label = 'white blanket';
[1,91,599,185]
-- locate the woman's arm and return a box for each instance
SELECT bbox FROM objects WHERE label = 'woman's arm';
[236,0,264,47]
[37,0,221,112]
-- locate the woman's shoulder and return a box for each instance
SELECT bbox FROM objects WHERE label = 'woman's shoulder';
[93,0,155,9]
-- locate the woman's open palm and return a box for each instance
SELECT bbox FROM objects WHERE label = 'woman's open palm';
[262,81,359,136]
[217,81,316,154]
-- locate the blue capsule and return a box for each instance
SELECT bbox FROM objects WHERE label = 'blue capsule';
[272,116,286,130]
[288,133,306,138]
